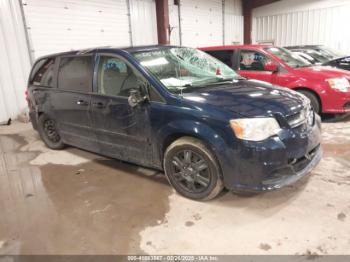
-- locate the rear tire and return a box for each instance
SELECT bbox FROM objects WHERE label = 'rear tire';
[164,137,224,201]
[297,90,321,114]
[37,114,65,150]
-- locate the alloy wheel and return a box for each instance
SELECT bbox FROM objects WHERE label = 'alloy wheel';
[170,149,211,193]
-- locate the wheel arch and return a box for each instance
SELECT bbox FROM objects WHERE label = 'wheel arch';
[293,87,322,111]
[157,120,231,179]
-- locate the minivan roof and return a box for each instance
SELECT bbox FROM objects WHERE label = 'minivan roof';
[285,45,323,49]
[200,44,274,51]
[35,45,178,60]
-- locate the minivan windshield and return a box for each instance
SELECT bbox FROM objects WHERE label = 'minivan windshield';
[133,47,240,93]
[265,47,311,68]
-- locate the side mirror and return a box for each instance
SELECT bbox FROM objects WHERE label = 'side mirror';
[128,87,148,108]
[264,62,278,72]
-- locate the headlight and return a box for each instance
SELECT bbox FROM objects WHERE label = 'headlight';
[230,118,280,141]
[326,78,350,92]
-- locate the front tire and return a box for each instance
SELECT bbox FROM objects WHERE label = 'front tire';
[37,114,65,150]
[164,137,224,201]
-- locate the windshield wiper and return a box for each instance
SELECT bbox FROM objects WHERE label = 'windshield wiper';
[201,77,242,86]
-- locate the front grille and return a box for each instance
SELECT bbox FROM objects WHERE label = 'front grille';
[286,105,314,128]
[288,145,320,173]
[262,145,320,185]
[286,112,302,127]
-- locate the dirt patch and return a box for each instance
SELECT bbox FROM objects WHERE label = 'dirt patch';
[39,160,171,254]
[259,243,271,251]
[0,133,171,254]
[337,212,346,222]
[185,221,195,227]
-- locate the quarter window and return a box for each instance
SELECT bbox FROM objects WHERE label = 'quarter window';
[206,50,234,68]
[30,58,56,87]
[58,56,93,92]
[97,56,141,97]
[240,50,271,71]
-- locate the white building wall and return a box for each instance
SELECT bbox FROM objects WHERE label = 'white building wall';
[252,0,350,53]
[0,0,32,123]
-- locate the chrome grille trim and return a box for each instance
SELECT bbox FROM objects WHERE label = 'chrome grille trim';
[286,104,314,128]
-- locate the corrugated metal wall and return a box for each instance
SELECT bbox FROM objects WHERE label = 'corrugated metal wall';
[252,0,350,53]
[0,0,32,123]
[169,0,243,47]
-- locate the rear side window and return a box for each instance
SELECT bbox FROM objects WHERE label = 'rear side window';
[58,56,93,92]
[30,58,56,87]
[206,50,234,68]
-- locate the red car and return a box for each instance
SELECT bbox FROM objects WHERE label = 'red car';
[200,45,350,114]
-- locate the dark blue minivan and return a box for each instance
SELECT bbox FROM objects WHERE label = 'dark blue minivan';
[27,45,322,200]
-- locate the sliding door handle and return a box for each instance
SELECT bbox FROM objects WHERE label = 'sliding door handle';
[77,100,89,106]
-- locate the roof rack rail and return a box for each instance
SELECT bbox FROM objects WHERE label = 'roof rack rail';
[77,46,111,55]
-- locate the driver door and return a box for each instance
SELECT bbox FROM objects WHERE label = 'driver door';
[90,54,152,165]
[237,49,276,84]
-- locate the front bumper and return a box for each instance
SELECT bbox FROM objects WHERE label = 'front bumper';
[222,115,322,192]
[259,145,322,191]
[322,90,350,113]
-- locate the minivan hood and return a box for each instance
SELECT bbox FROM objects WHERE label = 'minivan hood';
[294,65,350,79]
[183,79,307,117]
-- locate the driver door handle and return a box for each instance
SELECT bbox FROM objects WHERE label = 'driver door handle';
[92,102,105,108]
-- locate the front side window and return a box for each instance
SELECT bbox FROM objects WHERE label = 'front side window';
[265,47,311,68]
[31,58,56,87]
[97,56,142,97]
[240,50,271,71]
[58,56,93,92]
[133,47,239,94]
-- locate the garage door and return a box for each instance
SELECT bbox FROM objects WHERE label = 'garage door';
[180,0,223,47]
[22,0,155,59]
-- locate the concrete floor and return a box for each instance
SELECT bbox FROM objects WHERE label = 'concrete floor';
[0,117,349,255]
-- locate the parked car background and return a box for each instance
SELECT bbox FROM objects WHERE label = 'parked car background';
[201,45,350,115]
[286,45,350,71]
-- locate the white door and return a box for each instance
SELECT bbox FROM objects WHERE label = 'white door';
[180,0,223,47]
[22,0,131,58]
[129,0,158,46]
